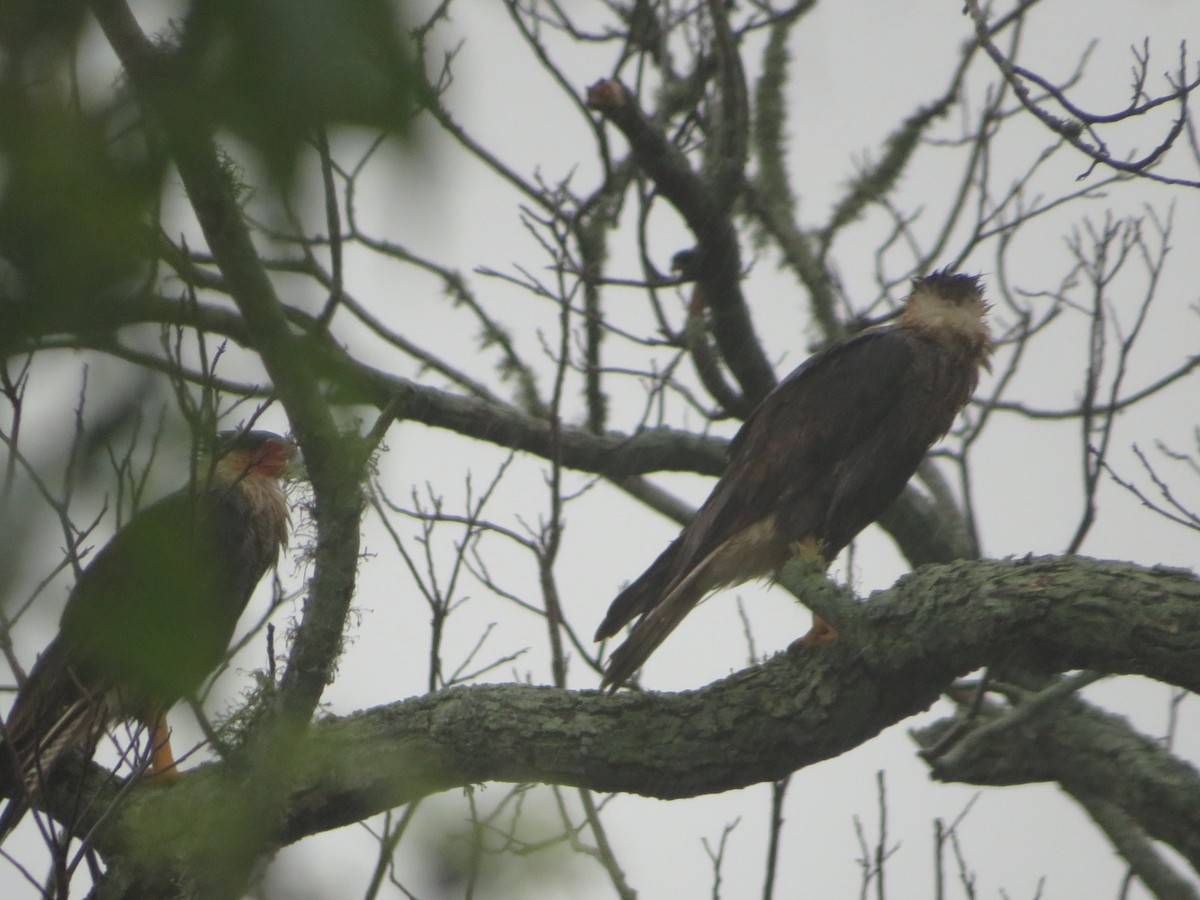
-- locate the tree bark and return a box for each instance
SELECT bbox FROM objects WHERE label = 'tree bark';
[64,555,1197,897]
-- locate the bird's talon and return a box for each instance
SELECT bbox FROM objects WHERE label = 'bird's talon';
[788,536,827,569]
[788,617,839,653]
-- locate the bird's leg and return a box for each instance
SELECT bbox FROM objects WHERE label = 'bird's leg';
[146,715,180,781]
[786,537,841,650]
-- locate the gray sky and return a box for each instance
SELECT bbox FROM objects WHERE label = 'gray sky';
[268,3,1199,898]
[3,1,1199,897]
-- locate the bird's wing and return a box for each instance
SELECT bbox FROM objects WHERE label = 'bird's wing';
[1,494,210,838]
[596,329,918,661]
[0,630,115,841]
[675,328,919,572]
[55,486,263,712]
[57,491,211,654]
[3,493,208,769]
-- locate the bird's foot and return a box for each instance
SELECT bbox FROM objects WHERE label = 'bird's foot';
[144,717,182,783]
[787,615,839,653]
[788,536,828,571]
[143,766,181,785]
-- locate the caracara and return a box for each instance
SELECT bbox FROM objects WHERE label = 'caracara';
[0,430,295,837]
[596,272,992,690]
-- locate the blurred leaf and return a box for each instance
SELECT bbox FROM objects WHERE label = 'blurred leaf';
[0,97,161,348]
[0,0,88,58]
[176,0,418,181]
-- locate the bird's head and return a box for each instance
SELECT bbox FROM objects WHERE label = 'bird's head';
[209,431,299,485]
[900,270,991,350]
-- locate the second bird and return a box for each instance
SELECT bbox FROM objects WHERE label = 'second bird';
[0,430,295,839]
[595,272,993,691]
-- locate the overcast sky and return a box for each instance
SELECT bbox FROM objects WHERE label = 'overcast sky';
[3,1,1199,898]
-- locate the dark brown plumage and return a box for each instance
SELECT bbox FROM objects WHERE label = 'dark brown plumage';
[0,430,294,838]
[596,272,992,690]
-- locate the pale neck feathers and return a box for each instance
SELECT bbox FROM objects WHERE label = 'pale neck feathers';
[210,453,291,554]
[899,282,993,361]
[233,474,291,554]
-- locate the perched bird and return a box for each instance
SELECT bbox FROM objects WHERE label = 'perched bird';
[596,272,992,690]
[0,430,295,837]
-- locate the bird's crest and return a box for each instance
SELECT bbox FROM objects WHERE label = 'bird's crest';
[900,269,991,354]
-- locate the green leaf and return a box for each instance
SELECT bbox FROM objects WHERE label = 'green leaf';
[0,97,160,341]
[175,0,418,181]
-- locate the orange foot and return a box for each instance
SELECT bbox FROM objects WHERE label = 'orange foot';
[788,615,839,652]
[145,715,182,783]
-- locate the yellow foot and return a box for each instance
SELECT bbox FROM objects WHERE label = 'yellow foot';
[145,715,182,782]
[788,535,827,569]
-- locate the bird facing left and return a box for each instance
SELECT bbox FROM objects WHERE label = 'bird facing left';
[0,430,296,841]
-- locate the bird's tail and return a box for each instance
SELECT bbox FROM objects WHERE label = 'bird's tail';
[599,543,728,692]
[0,797,30,844]
[0,729,32,842]
[599,588,702,692]
[0,665,107,843]
[594,541,682,642]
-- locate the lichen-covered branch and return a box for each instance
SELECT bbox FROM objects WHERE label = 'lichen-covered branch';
[585,78,777,404]
[914,689,1200,875]
[64,555,1197,899]
[90,0,365,729]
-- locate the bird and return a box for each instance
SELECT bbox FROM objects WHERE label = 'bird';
[0,430,295,838]
[595,271,993,691]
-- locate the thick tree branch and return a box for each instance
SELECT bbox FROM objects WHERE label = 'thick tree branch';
[87,2,366,894]
[15,288,972,567]
[585,79,777,404]
[914,690,1200,877]
[703,0,750,206]
[89,0,365,729]
[69,554,1197,895]
[1071,793,1199,900]
[12,292,731,479]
